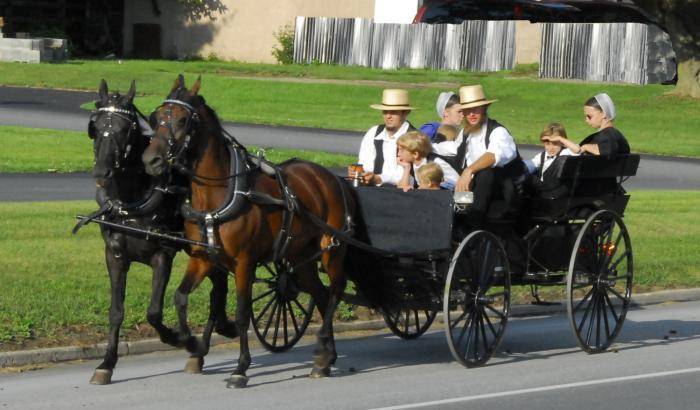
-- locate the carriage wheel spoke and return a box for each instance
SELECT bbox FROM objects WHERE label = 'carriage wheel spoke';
[483,310,499,338]
[252,288,275,304]
[577,288,596,334]
[484,304,506,321]
[603,230,624,267]
[603,291,620,324]
[255,293,277,325]
[286,301,301,335]
[479,309,490,356]
[601,291,612,340]
[607,286,628,304]
[282,299,289,346]
[479,241,493,287]
[450,310,469,328]
[610,251,631,270]
[261,301,279,339]
[271,298,283,347]
[573,287,595,313]
[595,291,602,348]
[456,309,474,348]
[584,291,600,345]
[413,310,420,333]
[291,298,309,317]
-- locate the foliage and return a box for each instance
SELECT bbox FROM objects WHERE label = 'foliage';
[272,25,295,65]
[177,0,228,21]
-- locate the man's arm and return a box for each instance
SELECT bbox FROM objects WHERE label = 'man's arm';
[455,153,496,192]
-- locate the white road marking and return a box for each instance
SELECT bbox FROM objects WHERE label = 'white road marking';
[371,366,700,410]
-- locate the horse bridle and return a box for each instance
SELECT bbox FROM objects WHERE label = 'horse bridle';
[90,105,139,170]
[151,98,200,169]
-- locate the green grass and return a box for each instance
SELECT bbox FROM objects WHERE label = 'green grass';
[0,125,355,173]
[0,191,698,347]
[1,60,698,157]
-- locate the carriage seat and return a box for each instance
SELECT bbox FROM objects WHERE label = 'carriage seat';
[531,154,640,219]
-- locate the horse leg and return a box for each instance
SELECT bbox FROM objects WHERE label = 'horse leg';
[90,249,130,385]
[310,241,347,378]
[173,258,210,361]
[146,252,179,346]
[211,266,238,339]
[227,257,255,388]
[184,267,235,374]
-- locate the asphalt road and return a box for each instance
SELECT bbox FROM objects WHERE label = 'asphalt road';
[2,300,699,410]
[1,85,699,203]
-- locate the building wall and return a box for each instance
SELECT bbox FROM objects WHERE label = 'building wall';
[514,20,542,65]
[123,0,374,62]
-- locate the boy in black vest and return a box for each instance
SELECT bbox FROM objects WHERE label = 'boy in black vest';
[524,123,581,199]
[350,89,416,186]
[434,85,526,226]
[395,131,459,191]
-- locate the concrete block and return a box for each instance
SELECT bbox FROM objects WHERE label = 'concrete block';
[0,38,43,50]
[0,47,41,62]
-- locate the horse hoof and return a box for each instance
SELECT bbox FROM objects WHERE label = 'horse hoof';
[309,367,330,378]
[184,357,204,374]
[89,369,113,385]
[226,374,249,389]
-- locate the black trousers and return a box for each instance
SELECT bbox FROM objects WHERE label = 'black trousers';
[460,167,519,229]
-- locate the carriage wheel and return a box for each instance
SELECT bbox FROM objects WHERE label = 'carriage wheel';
[250,263,315,353]
[567,209,633,353]
[443,231,510,367]
[383,305,438,340]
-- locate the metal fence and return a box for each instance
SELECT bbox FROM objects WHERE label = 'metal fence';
[540,22,676,85]
[293,17,515,71]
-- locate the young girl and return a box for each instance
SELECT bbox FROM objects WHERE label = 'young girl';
[579,93,630,156]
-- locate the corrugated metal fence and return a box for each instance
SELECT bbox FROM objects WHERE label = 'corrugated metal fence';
[293,17,515,71]
[540,22,675,85]
[293,17,675,85]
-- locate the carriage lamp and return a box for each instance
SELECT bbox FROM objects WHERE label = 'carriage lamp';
[602,242,616,256]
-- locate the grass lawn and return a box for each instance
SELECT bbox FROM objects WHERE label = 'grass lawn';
[0,191,698,349]
[0,125,355,173]
[1,60,698,157]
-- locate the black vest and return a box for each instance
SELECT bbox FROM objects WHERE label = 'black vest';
[372,122,416,174]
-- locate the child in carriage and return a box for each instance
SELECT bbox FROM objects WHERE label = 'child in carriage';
[396,131,459,192]
[524,123,581,199]
[415,162,444,190]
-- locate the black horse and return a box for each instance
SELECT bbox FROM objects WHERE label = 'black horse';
[79,80,236,385]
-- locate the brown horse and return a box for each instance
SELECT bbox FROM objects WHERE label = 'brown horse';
[142,75,355,388]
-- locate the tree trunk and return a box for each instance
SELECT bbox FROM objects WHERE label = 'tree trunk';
[634,0,700,98]
[672,58,700,98]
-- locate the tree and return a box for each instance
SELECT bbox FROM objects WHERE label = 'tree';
[149,0,228,21]
[634,0,700,98]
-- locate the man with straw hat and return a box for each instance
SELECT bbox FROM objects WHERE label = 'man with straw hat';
[353,89,416,186]
[434,84,525,225]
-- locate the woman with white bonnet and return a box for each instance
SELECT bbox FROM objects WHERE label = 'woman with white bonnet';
[579,93,630,156]
[418,91,463,142]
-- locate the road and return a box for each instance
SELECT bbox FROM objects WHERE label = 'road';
[2,300,699,410]
[1,85,700,202]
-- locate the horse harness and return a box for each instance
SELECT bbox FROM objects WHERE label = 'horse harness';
[155,98,355,275]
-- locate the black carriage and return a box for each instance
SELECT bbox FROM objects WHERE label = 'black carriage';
[252,154,639,367]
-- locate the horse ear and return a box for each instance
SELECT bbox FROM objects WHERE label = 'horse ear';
[99,79,108,101]
[125,80,136,102]
[171,74,185,92]
[190,76,201,96]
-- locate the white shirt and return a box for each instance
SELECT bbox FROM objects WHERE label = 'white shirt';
[525,148,578,180]
[358,121,411,185]
[409,157,460,189]
[432,121,517,169]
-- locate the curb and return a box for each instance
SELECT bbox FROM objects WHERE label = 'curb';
[3,287,700,369]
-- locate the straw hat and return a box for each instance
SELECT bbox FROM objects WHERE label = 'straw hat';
[370,89,415,111]
[459,85,497,109]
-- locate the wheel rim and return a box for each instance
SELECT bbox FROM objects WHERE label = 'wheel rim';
[251,263,315,353]
[444,231,510,367]
[567,210,633,353]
